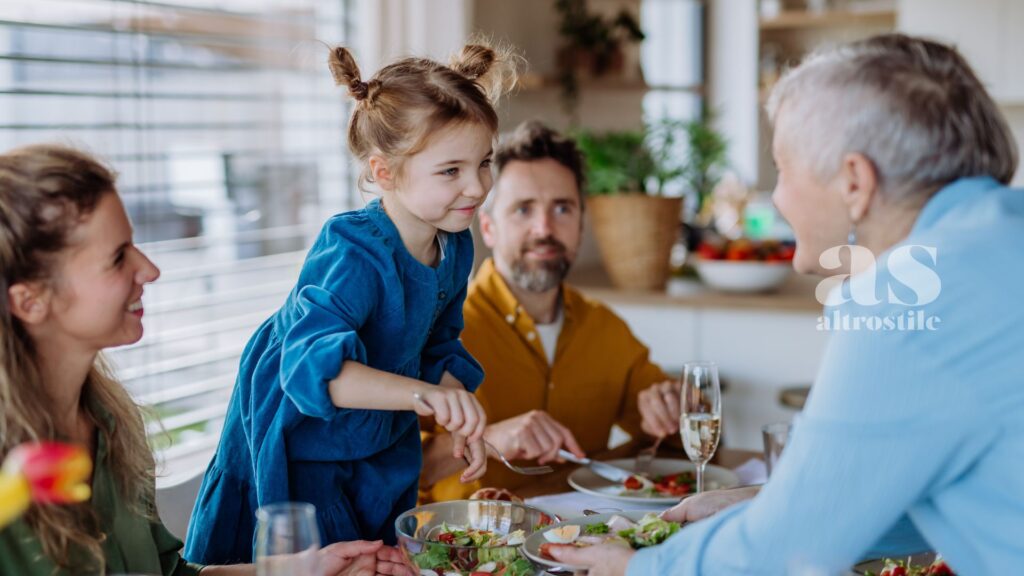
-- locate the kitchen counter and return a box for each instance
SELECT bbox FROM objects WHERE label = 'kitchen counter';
[567,267,825,313]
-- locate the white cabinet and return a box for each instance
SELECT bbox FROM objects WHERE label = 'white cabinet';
[605,302,830,451]
[899,0,1024,104]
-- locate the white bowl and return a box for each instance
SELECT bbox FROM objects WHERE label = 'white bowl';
[694,259,793,293]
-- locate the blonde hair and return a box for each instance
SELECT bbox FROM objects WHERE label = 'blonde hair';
[767,34,1018,199]
[0,144,155,572]
[328,40,521,191]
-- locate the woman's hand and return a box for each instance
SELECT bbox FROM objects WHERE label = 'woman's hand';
[547,543,634,576]
[660,485,761,523]
[413,385,486,458]
[318,540,414,576]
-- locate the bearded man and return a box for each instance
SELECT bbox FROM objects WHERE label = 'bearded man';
[420,121,681,500]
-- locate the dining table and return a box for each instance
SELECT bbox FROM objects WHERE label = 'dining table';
[516,442,763,520]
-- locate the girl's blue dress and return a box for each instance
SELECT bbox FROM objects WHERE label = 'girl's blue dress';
[183,199,484,564]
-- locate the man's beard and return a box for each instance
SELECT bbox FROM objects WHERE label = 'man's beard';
[509,237,571,293]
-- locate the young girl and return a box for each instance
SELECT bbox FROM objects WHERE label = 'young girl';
[184,43,519,564]
[0,144,396,575]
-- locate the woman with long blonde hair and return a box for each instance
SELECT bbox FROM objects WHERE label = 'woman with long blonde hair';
[0,144,407,575]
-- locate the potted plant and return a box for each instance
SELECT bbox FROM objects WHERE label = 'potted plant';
[678,110,729,227]
[555,0,645,117]
[575,120,677,291]
[577,116,729,291]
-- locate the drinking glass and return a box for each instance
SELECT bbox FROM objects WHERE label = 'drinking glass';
[762,422,792,478]
[255,502,320,576]
[679,361,722,493]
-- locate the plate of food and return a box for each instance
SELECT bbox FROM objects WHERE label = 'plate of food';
[854,553,955,576]
[394,499,557,576]
[567,458,739,505]
[521,511,682,572]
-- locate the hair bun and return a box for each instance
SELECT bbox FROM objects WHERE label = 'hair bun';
[450,44,496,80]
[328,46,371,101]
[448,40,522,104]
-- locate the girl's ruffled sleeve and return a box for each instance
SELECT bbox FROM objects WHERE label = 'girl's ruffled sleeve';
[279,232,379,418]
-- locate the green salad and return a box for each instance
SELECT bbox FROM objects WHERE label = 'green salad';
[411,522,533,576]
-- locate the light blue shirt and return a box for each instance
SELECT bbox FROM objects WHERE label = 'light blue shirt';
[629,177,1024,576]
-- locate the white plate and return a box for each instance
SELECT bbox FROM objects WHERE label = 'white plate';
[852,552,938,574]
[567,458,739,505]
[522,511,656,573]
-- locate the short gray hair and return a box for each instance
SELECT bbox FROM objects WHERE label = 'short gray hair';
[766,34,1018,198]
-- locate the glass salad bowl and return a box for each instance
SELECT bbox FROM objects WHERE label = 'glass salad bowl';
[395,499,558,576]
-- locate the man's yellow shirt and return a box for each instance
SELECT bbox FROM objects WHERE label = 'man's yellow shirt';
[422,258,667,502]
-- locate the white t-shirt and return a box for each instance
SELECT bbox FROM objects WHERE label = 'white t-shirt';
[534,307,564,365]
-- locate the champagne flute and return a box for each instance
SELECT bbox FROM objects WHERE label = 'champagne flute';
[679,361,722,493]
[255,502,320,576]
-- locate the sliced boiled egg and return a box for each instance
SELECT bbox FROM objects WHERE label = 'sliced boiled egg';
[543,524,581,544]
[474,561,497,572]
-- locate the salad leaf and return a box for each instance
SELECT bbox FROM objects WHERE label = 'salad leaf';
[616,514,681,548]
[501,557,535,576]
[412,543,450,570]
[585,523,610,535]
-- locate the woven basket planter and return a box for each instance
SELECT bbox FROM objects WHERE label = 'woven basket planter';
[588,194,682,291]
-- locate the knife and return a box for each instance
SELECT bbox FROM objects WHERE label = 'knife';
[557,450,633,483]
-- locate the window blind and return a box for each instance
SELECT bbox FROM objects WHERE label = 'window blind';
[0,0,357,478]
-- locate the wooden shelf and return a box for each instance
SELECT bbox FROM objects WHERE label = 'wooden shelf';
[760,9,896,31]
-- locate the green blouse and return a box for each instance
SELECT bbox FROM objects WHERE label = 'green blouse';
[0,414,204,575]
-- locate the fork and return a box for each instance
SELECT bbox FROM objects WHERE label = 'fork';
[476,440,554,476]
[633,436,664,476]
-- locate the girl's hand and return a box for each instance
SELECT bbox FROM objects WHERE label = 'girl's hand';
[458,437,487,482]
[413,386,486,457]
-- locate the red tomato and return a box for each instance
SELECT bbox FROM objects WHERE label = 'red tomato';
[696,244,722,260]
[624,476,644,490]
[891,567,907,576]
[724,248,746,260]
[539,542,576,560]
[438,532,455,544]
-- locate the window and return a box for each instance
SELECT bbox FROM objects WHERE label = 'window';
[0,0,357,479]
[640,0,704,199]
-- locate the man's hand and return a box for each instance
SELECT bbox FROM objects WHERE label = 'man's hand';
[483,410,585,464]
[660,485,761,523]
[547,543,634,576]
[638,380,681,438]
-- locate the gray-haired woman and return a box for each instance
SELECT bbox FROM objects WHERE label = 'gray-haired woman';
[549,33,1024,576]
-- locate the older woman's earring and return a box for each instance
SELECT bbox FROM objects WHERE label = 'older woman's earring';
[847,228,857,246]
